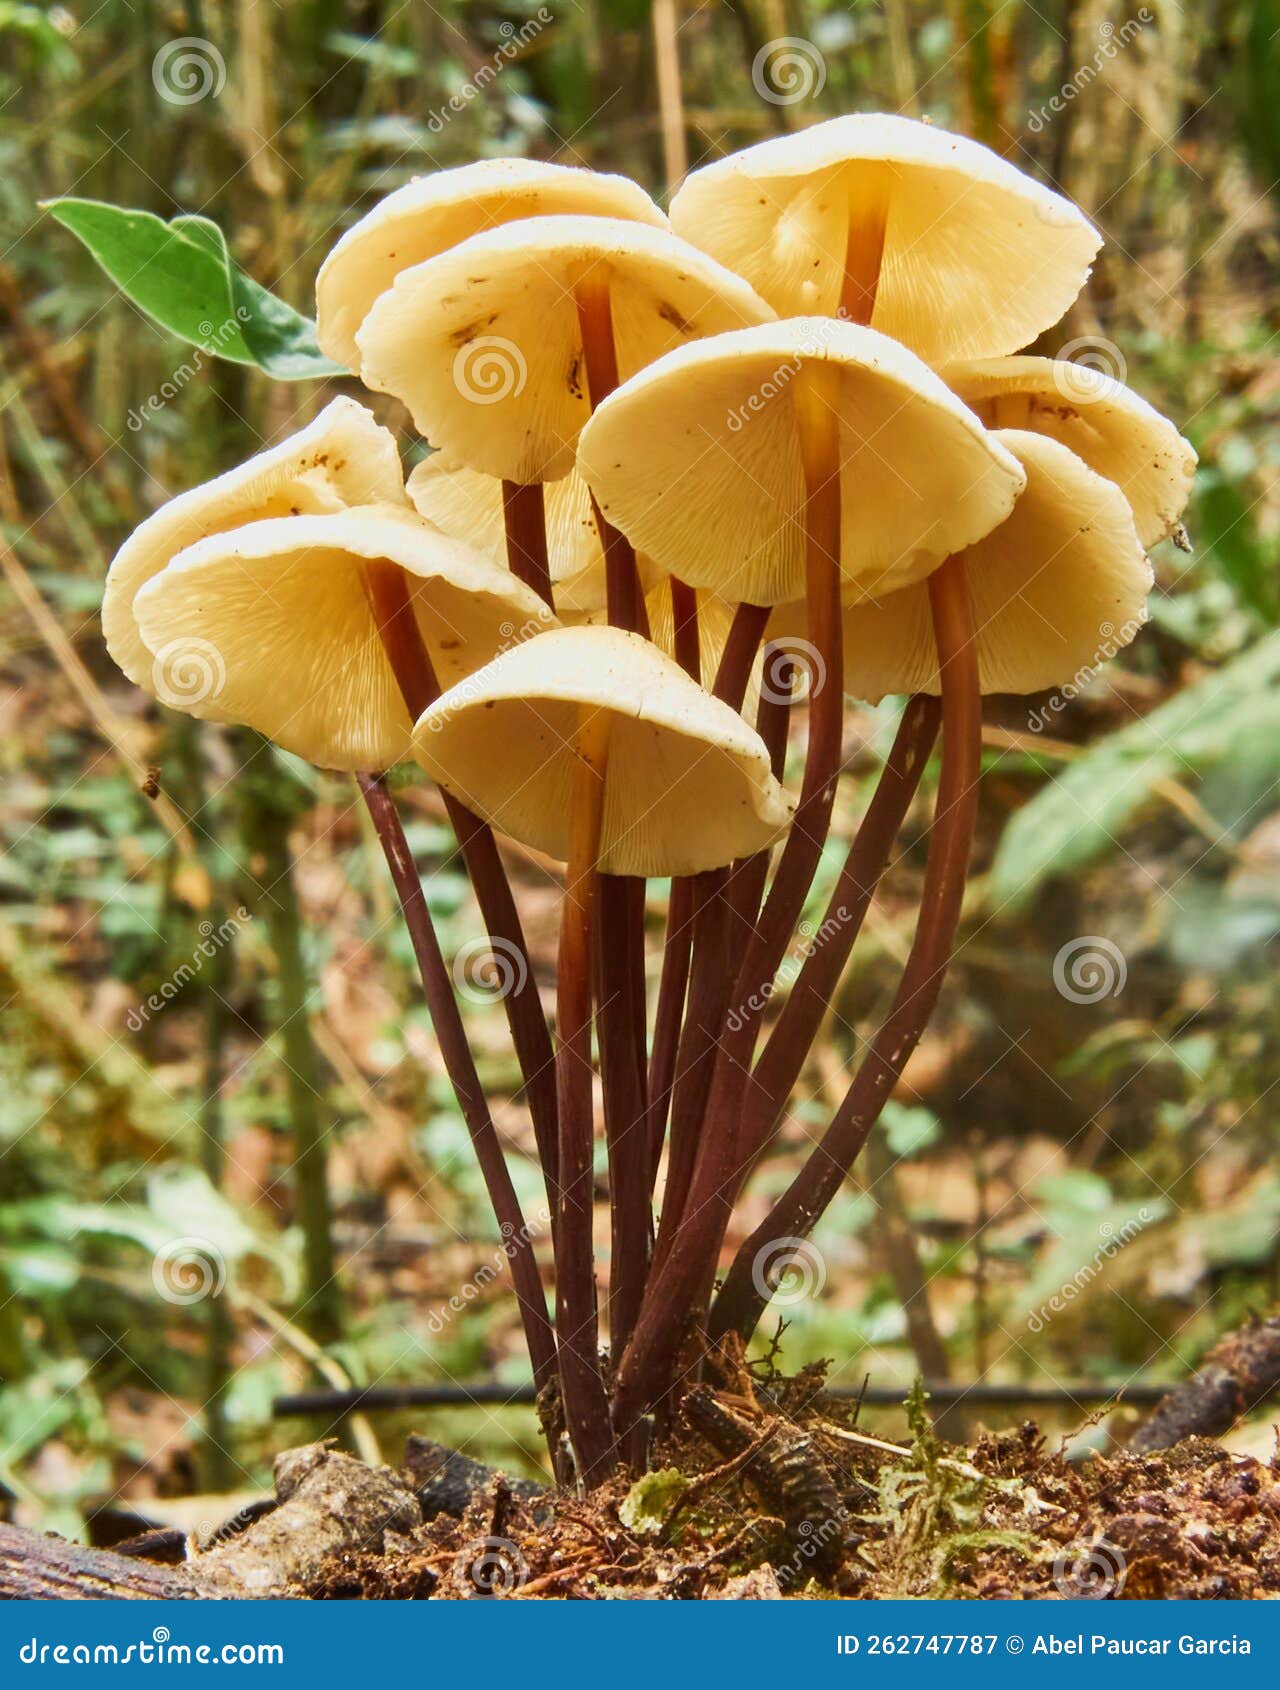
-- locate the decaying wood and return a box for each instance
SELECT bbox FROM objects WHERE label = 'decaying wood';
[0,1443,419,1601]
[0,1526,219,1600]
[1131,1311,1280,1453]
[682,1386,849,1585]
[195,1443,419,1594]
[403,1434,548,1522]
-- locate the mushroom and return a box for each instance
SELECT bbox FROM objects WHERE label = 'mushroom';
[669,113,1100,360]
[354,215,773,485]
[412,625,790,877]
[316,158,666,371]
[576,317,1027,606]
[945,354,1196,547]
[641,578,752,694]
[600,312,1021,1410]
[414,623,790,1478]
[131,505,556,769]
[408,454,680,617]
[770,429,1152,700]
[103,397,404,691]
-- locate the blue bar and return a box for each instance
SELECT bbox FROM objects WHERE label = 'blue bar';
[0,1599,1267,1686]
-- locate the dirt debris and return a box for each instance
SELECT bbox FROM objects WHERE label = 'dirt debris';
[294,1385,1280,1601]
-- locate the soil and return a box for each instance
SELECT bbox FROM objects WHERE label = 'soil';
[10,1366,1278,1601]
[306,1371,1280,1601]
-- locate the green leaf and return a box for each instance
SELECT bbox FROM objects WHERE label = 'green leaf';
[881,1102,941,1158]
[992,631,1280,906]
[618,1467,690,1535]
[43,198,341,381]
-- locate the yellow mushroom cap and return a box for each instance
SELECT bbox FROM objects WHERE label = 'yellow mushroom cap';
[670,114,1100,363]
[577,318,1026,606]
[317,158,666,370]
[104,398,405,691]
[406,453,665,615]
[132,505,557,771]
[778,429,1151,700]
[412,626,792,876]
[945,355,1197,548]
[355,215,774,482]
[407,454,601,585]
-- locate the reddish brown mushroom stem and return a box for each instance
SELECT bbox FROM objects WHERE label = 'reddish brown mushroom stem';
[739,693,941,1174]
[645,875,696,1190]
[575,268,644,636]
[359,561,559,1193]
[575,265,652,1363]
[356,772,557,1391]
[501,479,555,610]
[611,366,846,1422]
[646,602,774,1262]
[709,553,981,1343]
[554,707,619,1483]
[643,586,701,1190]
[650,865,733,1268]
[598,870,652,1356]
[669,577,701,679]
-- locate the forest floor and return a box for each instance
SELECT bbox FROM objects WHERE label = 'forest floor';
[302,1368,1280,1601]
[7,1365,1280,1600]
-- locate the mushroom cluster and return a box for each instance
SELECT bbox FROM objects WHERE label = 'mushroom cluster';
[104,119,1195,1485]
